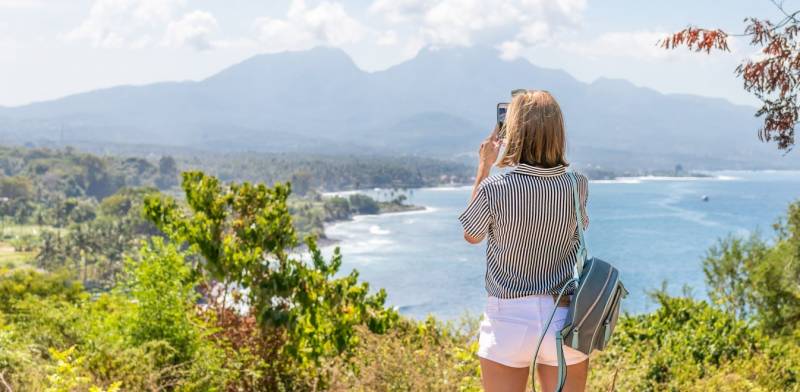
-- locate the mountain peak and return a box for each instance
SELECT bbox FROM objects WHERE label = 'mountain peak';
[205,46,361,83]
[411,45,504,65]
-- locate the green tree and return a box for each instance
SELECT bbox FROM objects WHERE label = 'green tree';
[704,200,800,334]
[290,171,313,196]
[143,171,397,375]
[348,194,379,214]
[0,176,33,200]
[323,196,351,221]
[125,238,199,363]
[156,156,178,189]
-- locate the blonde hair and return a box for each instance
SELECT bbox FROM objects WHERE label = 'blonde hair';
[498,90,568,168]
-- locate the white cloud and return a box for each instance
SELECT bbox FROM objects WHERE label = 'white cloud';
[517,22,551,45]
[369,0,427,24]
[565,31,670,60]
[376,30,399,46]
[370,0,586,49]
[65,0,184,48]
[163,10,219,51]
[253,0,367,52]
[498,40,524,60]
[0,0,42,8]
[65,0,220,51]
[560,31,746,62]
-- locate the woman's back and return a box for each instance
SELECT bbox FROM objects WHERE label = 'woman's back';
[460,163,588,298]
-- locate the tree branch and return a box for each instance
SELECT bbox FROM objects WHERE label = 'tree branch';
[769,0,800,24]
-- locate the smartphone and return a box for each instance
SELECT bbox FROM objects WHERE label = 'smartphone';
[497,103,509,138]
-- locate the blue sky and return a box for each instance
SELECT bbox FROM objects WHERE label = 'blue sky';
[1,0,797,106]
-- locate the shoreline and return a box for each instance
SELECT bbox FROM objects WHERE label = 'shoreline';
[314,169,798,246]
[322,171,760,196]
[320,205,432,247]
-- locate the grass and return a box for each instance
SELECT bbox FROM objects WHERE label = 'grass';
[0,244,35,269]
[0,223,53,239]
[0,222,45,269]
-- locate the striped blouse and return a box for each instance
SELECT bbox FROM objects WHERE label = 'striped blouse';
[459,164,589,298]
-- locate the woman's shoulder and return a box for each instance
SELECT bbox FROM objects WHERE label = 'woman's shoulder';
[570,171,590,198]
[478,173,511,189]
[573,171,589,184]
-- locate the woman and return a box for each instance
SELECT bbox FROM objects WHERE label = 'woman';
[459,90,590,392]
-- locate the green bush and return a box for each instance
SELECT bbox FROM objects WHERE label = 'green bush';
[0,268,84,313]
[331,316,482,392]
[323,196,351,221]
[704,200,800,334]
[143,172,398,386]
[589,292,758,391]
[347,194,379,214]
[125,238,200,364]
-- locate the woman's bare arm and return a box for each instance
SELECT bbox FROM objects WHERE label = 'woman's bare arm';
[464,125,502,244]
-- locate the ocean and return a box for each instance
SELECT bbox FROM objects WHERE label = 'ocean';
[322,171,800,320]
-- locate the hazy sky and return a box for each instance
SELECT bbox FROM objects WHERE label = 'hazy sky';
[2,0,797,107]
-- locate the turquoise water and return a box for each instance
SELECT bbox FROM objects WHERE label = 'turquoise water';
[323,171,800,320]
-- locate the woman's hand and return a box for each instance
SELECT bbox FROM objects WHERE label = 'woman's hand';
[478,125,503,173]
[468,125,502,204]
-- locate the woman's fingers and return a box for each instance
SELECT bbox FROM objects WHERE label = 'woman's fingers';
[493,138,503,150]
[489,124,500,141]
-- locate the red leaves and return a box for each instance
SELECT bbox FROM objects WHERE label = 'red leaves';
[755,96,798,150]
[660,27,730,53]
[664,20,797,151]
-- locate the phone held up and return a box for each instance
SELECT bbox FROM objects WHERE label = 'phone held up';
[497,89,528,140]
[496,102,508,140]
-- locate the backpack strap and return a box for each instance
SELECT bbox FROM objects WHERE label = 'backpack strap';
[567,171,588,281]
[529,278,576,392]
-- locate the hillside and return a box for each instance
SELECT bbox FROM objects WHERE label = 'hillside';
[1,46,797,169]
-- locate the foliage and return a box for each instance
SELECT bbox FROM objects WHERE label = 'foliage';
[704,200,800,334]
[178,151,471,192]
[290,171,313,196]
[591,292,757,390]
[347,194,380,215]
[45,347,121,392]
[589,293,800,391]
[35,187,161,289]
[0,253,228,390]
[662,4,800,150]
[0,175,33,200]
[143,171,399,384]
[125,238,200,364]
[0,267,85,313]
[329,317,481,392]
[323,196,351,221]
[52,198,97,227]
[156,156,179,189]
[291,192,418,238]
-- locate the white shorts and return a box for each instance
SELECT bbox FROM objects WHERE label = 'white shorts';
[477,295,589,368]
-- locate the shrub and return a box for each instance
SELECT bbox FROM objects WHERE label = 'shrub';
[330,317,482,392]
[589,292,758,391]
[347,194,379,214]
[0,268,84,313]
[704,200,800,334]
[143,171,399,387]
[124,238,200,364]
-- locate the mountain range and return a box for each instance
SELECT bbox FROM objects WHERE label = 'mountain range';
[1,46,797,170]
